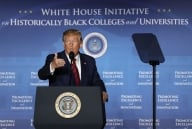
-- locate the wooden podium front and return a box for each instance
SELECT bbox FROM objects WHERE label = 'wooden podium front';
[33,86,106,129]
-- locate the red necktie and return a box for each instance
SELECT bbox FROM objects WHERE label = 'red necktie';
[71,59,80,86]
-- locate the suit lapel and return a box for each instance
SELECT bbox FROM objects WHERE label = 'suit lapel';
[80,54,88,85]
[58,51,68,62]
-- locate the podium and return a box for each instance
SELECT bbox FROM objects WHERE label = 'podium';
[33,86,106,129]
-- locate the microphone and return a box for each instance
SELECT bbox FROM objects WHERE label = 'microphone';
[69,51,74,64]
[69,51,74,86]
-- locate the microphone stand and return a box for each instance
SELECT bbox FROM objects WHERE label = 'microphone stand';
[69,51,74,86]
[69,60,73,86]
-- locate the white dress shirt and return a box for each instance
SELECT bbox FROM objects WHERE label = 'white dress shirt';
[67,53,81,80]
[50,53,81,80]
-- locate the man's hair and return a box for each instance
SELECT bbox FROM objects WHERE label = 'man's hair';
[62,29,83,42]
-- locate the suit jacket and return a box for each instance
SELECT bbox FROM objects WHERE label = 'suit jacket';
[38,51,106,92]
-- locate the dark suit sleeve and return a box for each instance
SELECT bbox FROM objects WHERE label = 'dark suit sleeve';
[91,59,107,92]
[38,54,54,80]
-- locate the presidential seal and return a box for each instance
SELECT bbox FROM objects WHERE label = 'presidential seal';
[55,92,81,118]
[83,32,107,58]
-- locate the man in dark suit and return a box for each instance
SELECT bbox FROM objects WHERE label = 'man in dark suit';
[38,29,108,102]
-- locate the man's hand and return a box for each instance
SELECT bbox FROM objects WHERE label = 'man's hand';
[51,53,65,69]
[102,91,108,103]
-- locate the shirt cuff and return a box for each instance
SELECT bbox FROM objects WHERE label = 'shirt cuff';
[50,62,55,75]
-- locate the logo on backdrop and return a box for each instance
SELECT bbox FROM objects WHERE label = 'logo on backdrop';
[55,92,81,118]
[83,32,107,58]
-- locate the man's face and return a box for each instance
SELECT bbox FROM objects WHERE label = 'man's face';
[63,34,82,55]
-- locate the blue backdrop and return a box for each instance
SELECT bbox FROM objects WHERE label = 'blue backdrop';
[0,0,192,129]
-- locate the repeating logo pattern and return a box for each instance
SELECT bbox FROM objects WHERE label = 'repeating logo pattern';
[83,32,108,58]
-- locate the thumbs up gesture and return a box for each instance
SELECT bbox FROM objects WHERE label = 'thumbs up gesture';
[51,53,65,69]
